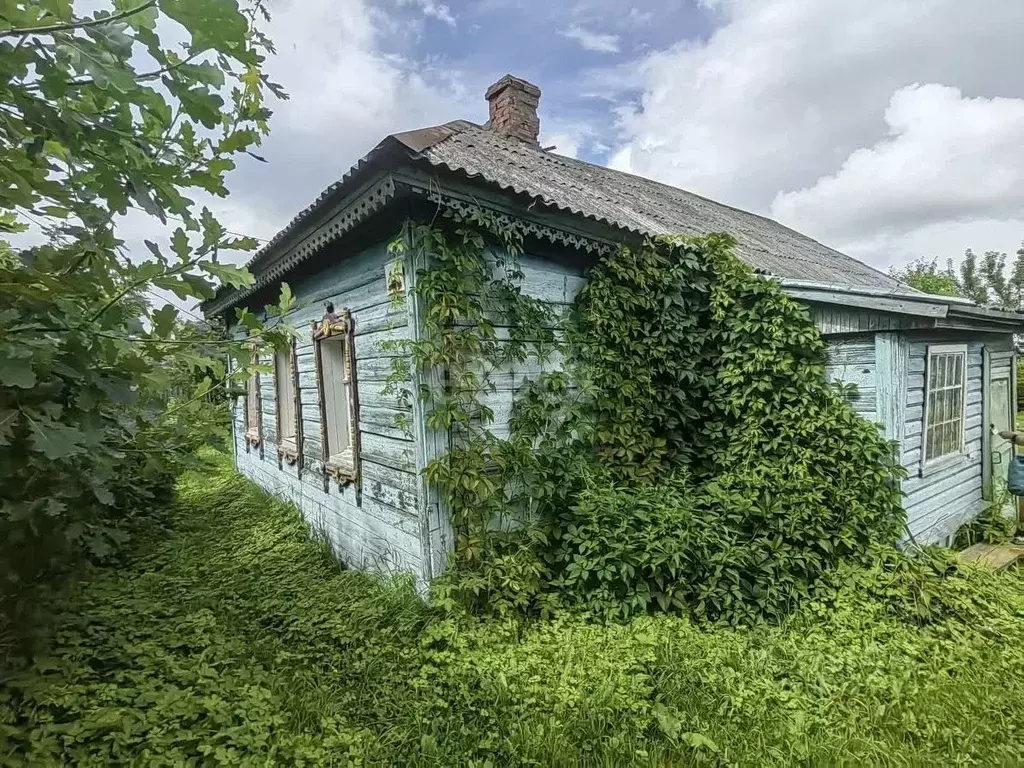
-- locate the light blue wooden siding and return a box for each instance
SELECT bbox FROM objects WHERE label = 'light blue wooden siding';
[230,240,426,580]
[824,338,877,423]
[419,250,587,573]
[901,340,985,544]
[810,305,933,336]
[471,252,587,441]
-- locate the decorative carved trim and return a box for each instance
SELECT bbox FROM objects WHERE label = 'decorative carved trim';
[416,187,615,256]
[312,306,360,486]
[205,174,615,321]
[292,335,304,475]
[273,338,301,466]
[312,307,352,341]
[204,176,397,315]
[243,344,261,449]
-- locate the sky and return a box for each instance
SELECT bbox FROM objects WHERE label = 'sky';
[129,0,1024,283]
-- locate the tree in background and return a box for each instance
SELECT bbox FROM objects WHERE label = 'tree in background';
[1010,242,1024,309]
[891,243,1024,310]
[980,249,1010,307]
[889,258,961,297]
[0,1,293,600]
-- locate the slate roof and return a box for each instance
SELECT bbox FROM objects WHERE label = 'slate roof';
[226,119,915,308]
[410,122,908,292]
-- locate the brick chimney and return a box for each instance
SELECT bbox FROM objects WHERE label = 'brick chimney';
[485,74,541,144]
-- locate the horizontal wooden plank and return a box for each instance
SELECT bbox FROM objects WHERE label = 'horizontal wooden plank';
[908,487,985,539]
[811,307,934,335]
[361,460,419,517]
[355,326,412,358]
[793,291,948,318]
[361,431,415,472]
[905,459,983,506]
[360,420,413,442]
[826,338,876,365]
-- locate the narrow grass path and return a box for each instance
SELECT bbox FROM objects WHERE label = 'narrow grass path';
[3,452,1024,765]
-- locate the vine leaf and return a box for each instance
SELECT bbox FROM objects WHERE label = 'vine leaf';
[0,358,37,389]
[28,420,88,460]
[0,409,19,445]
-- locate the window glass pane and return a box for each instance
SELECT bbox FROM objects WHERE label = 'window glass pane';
[247,373,259,430]
[924,349,969,463]
[321,338,350,460]
[276,348,296,441]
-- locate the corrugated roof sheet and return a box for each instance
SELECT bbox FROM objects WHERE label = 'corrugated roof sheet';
[414,122,908,292]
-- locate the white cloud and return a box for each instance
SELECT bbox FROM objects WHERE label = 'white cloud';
[610,0,1024,267]
[58,0,473,281]
[770,85,1024,248]
[396,0,456,27]
[542,132,581,159]
[203,0,471,256]
[606,145,631,172]
[561,24,620,53]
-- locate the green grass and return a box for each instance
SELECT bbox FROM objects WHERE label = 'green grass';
[3,451,1024,765]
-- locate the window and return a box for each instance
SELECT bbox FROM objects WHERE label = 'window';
[244,348,261,446]
[274,342,299,462]
[923,344,967,464]
[314,305,359,483]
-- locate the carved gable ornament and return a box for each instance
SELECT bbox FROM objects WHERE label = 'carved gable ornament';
[312,306,351,341]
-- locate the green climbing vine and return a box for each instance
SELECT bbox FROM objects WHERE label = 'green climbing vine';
[388,215,909,625]
[384,212,560,612]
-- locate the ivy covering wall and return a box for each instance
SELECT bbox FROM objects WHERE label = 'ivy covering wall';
[389,216,907,625]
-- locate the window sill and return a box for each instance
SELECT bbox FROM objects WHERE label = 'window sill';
[277,438,299,464]
[919,451,972,478]
[324,448,357,483]
[244,430,261,447]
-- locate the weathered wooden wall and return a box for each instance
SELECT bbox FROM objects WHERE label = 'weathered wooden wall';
[813,312,1015,546]
[467,251,588,441]
[810,305,932,336]
[415,250,588,573]
[230,239,427,581]
[225,229,1015,579]
[824,338,877,422]
[900,338,986,544]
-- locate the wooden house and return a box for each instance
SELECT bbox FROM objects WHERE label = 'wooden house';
[202,74,1024,582]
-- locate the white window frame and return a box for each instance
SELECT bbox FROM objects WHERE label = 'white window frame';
[244,346,261,446]
[274,339,300,464]
[922,343,968,469]
[313,307,359,484]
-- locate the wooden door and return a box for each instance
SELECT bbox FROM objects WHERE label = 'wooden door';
[982,348,1015,507]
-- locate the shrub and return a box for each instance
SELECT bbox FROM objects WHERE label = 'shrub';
[0,0,302,629]
[478,234,907,624]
